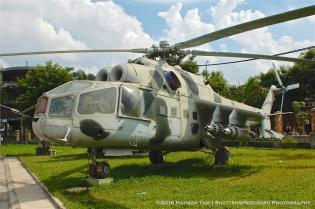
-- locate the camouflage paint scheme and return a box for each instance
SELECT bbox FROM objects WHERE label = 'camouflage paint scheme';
[32,58,279,151]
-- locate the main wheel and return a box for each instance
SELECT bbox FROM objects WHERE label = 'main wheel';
[214,146,231,165]
[149,151,164,164]
[95,162,110,178]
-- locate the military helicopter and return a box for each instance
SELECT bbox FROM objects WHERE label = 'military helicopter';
[1,5,315,178]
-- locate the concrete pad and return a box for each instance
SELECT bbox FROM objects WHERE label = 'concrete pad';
[0,157,65,209]
[86,177,114,186]
[0,157,9,209]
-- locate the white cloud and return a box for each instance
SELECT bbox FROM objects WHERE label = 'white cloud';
[132,0,207,4]
[158,3,216,65]
[158,3,215,43]
[0,0,313,83]
[0,0,153,74]
[0,59,9,68]
[157,0,314,83]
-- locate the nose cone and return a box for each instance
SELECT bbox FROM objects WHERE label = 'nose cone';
[32,116,46,141]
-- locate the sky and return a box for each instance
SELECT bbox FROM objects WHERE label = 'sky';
[0,0,314,84]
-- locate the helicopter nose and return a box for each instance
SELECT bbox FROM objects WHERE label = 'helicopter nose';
[32,116,47,141]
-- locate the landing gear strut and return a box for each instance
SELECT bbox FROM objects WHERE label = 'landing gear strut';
[214,146,231,165]
[149,151,164,164]
[88,148,110,178]
[36,141,56,156]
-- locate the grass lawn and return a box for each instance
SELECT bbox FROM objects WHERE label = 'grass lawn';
[0,144,315,209]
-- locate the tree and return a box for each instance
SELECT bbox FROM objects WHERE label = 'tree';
[16,61,73,110]
[180,57,199,74]
[239,76,267,107]
[206,71,229,94]
[72,69,95,80]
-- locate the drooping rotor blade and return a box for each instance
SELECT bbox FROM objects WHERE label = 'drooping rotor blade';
[272,62,284,88]
[0,48,147,57]
[191,50,315,64]
[173,5,315,49]
[286,83,300,91]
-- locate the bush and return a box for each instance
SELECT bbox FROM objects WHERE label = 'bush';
[281,137,298,148]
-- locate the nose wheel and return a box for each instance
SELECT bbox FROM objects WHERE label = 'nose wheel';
[88,148,110,178]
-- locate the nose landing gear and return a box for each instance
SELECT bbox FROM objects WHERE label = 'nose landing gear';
[35,141,56,156]
[87,148,110,178]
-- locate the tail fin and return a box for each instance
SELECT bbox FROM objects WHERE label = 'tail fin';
[261,85,278,114]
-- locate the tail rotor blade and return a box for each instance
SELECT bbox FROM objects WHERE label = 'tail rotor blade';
[286,83,300,91]
[272,62,284,88]
[280,92,285,112]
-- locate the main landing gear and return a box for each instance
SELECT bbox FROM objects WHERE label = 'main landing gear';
[149,150,164,164]
[87,148,110,178]
[214,146,231,165]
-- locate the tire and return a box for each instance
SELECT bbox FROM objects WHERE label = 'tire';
[95,162,110,178]
[149,151,164,164]
[89,164,97,178]
[214,146,231,165]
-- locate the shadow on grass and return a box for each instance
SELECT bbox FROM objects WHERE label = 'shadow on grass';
[266,153,315,161]
[111,158,260,180]
[62,189,130,209]
[3,153,35,157]
[42,165,130,209]
[38,153,88,163]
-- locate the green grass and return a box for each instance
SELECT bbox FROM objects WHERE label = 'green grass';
[1,144,315,209]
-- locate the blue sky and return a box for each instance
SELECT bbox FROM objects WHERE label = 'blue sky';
[1,0,314,83]
[112,0,314,48]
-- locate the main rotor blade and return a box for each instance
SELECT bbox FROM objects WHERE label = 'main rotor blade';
[191,50,315,64]
[173,5,315,49]
[0,48,147,57]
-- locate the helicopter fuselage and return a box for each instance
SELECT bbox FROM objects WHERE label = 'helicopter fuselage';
[32,58,267,151]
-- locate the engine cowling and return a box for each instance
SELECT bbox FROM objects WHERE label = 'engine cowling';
[109,64,138,82]
[96,68,111,81]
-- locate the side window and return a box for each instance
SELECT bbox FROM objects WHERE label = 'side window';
[119,85,156,120]
[120,85,141,117]
[78,88,117,115]
[49,95,74,118]
[156,98,167,116]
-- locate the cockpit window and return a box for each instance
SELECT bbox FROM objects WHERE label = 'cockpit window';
[48,81,93,94]
[78,87,117,115]
[48,96,74,118]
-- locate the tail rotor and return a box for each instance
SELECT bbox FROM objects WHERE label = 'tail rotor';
[272,62,299,112]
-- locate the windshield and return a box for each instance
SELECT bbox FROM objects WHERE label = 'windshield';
[48,95,74,118]
[77,87,117,115]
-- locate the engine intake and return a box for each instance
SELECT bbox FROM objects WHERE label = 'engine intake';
[96,68,111,81]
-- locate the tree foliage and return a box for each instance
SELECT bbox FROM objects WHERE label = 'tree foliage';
[16,61,95,110]
[72,69,95,80]
[204,71,229,94]
[180,57,199,74]
[201,48,315,111]
[16,61,73,110]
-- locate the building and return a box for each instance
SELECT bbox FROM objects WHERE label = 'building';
[0,66,35,144]
[272,98,315,136]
